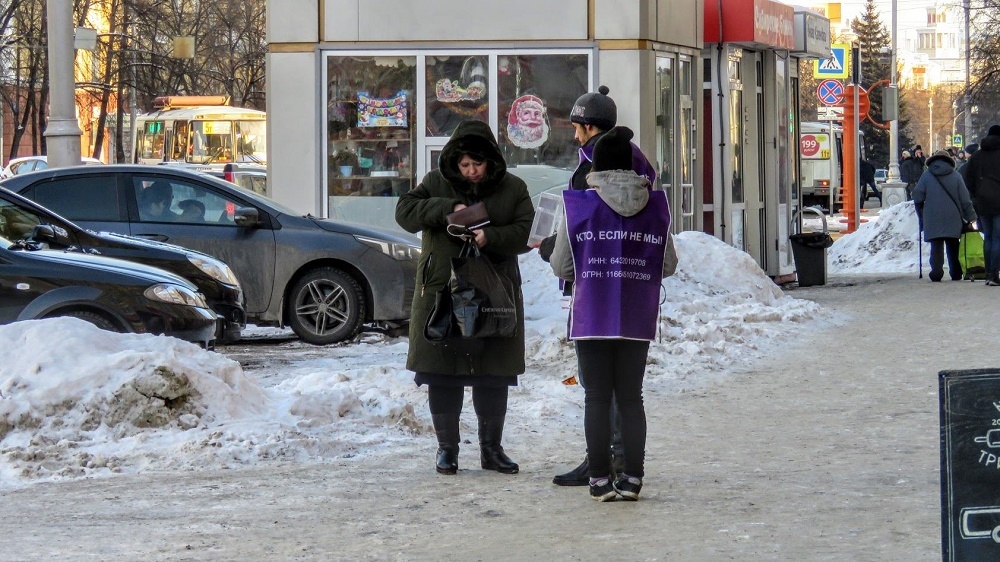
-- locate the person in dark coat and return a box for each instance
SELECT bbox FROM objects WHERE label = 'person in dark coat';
[859,158,880,206]
[899,150,924,201]
[395,120,534,476]
[548,126,673,501]
[913,150,977,282]
[960,126,1000,284]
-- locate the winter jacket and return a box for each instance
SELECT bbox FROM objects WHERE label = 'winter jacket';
[899,157,923,185]
[550,170,675,281]
[395,120,534,378]
[912,153,977,241]
[960,133,1000,217]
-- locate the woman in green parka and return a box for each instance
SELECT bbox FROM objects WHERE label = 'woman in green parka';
[395,120,534,476]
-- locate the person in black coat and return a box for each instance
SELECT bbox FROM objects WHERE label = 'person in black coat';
[859,159,880,206]
[899,150,924,201]
[960,125,1000,284]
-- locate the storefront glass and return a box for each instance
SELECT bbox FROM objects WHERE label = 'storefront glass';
[425,55,490,137]
[656,57,674,195]
[326,55,418,211]
[679,56,695,231]
[323,49,592,228]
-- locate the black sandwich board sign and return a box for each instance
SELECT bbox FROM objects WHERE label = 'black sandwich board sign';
[940,369,1000,560]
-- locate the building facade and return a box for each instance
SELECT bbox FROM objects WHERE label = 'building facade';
[265,0,703,235]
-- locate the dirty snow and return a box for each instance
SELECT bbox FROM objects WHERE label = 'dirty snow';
[0,210,923,489]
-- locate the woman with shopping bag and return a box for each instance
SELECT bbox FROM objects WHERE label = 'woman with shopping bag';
[395,120,534,476]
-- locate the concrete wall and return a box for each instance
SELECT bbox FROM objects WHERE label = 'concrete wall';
[323,0,588,42]
[267,0,318,43]
[266,51,320,214]
[594,0,702,48]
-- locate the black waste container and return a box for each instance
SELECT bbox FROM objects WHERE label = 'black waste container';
[789,232,834,287]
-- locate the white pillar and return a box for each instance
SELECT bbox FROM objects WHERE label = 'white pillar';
[43,0,82,168]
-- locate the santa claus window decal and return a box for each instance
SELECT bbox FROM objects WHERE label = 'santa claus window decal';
[498,54,588,169]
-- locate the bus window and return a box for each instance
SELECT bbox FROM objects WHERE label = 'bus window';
[236,120,266,163]
[138,121,165,162]
[190,120,234,164]
[172,122,189,161]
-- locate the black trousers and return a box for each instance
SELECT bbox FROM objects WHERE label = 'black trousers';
[576,339,650,479]
[427,385,508,417]
[928,237,962,281]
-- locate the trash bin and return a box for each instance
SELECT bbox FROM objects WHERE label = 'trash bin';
[790,207,834,287]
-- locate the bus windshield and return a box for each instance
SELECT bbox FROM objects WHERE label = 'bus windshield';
[236,120,266,164]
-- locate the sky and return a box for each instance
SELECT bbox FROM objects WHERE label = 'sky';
[0,202,928,489]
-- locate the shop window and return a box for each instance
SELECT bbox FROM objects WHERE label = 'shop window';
[326,56,417,205]
[425,55,489,137]
[497,54,589,196]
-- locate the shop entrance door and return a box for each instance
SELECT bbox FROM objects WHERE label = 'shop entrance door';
[743,51,766,270]
[726,48,747,252]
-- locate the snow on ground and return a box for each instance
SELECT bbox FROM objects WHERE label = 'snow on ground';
[828,201,927,274]
[3,217,919,490]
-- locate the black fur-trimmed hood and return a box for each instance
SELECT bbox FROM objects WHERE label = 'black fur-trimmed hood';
[438,120,506,197]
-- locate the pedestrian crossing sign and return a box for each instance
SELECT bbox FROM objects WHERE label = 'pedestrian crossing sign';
[813,45,850,79]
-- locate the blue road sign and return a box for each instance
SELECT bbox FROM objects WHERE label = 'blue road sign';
[817,80,844,106]
[814,45,850,79]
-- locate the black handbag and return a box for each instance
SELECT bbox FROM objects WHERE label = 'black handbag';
[423,240,518,343]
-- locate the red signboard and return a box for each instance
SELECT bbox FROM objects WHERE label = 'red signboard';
[800,134,821,158]
[704,0,796,50]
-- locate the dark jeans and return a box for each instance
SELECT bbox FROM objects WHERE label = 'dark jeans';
[980,214,1000,274]
[428,385,508,417]
[928,237,962,281]
[576,339,650,479]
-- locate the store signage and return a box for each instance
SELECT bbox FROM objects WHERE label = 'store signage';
[814,44,850,79]
[792,8,832,58]
[799,132,831,159]
[703,0,795,50]
[357,90,408,128]
[939,369,1000,560]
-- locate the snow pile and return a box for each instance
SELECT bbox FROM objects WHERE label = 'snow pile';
[829,202,924,274]
[0,231,825,487]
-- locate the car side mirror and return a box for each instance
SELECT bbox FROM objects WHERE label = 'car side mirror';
[233,207,260,228]
[30,224,57,243]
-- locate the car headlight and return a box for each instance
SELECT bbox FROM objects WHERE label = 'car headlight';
[144,284,210,309]
[356,235,421,261]
[188,255,241,287]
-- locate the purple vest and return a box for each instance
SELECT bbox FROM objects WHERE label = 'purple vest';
[564,189,670,340]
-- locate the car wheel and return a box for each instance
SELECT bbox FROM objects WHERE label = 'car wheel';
[56,310,121,332]
[288,267,365,345]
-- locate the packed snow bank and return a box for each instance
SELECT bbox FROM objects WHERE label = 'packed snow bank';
[0,231,824,487]
[829,201,925,274]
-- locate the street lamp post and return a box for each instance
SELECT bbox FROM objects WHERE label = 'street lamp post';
[43,0,82,168]
[930,98,934,151]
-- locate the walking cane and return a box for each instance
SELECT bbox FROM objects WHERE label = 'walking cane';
[919,227,924,279]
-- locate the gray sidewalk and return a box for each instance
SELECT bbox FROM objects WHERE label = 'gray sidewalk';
[0,273,992,560]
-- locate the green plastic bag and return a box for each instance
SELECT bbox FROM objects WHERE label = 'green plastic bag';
[959,231,986,280]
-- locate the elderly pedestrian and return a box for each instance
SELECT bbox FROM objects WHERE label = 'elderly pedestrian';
[914,150,977,282]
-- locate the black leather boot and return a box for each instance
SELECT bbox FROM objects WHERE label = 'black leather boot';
[478,415,519,474]
[432,413,460,475]
[552,456,589,486]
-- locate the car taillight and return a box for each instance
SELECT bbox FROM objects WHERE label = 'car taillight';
[820,180,830,187]
[223,163,235,183]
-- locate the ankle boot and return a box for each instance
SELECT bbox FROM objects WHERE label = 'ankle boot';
[431,413,460,475]
[478,415,519,474]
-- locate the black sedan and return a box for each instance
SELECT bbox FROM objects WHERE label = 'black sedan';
[0,233,217,346]
[2,165,421,345]
[0,186,245,343]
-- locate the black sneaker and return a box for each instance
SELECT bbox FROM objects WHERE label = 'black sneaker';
[589,476,617,502]
[613,474,643,501]
[553,456,589,486]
